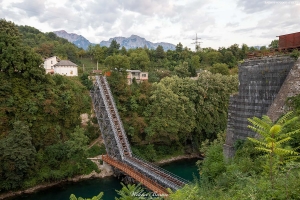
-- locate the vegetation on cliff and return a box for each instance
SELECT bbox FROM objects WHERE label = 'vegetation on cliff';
[0,19,98,192]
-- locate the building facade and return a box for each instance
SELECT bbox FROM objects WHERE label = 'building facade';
[126,70,148,85]
[43,56,60,74]
[53,60,78,76]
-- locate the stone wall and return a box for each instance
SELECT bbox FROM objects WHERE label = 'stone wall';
[224,56,296,158]
[267,58,300,121]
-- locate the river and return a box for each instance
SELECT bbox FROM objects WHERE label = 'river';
[8,158,199,200]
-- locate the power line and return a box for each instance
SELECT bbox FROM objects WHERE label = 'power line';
[191,33,202,51]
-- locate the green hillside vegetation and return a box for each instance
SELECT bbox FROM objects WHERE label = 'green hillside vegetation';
[0,19,98,192]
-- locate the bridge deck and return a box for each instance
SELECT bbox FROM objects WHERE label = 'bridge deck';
[102,155,169,196]
[92,75,189,192]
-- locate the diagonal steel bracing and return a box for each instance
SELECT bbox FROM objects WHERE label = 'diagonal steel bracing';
[91,75,190,191]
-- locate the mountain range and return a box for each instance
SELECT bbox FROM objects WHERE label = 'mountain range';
[53,30,176,51]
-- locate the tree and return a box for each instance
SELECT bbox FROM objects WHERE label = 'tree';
[93,44,105,63]
[105,54,130,74]
[191,55,200,70]
[247,112,300,187]
[174,61,191,78]
[144,76,196,143]
[209,63,230,75]
[155,45,165,60]
[223,51,236,68]
[175,42,183,52]
[240,43,249,59]
[0,19,45,79]
[0,121,36,190]
[107,39,120,56]
[129,50,150,71]
[65,126,89,158]
[269,40,279,49]
[203,51,223,66]
[228,43,240,59]
[120,46,127,55]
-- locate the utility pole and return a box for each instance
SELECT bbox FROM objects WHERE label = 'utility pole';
[192,33,202,52]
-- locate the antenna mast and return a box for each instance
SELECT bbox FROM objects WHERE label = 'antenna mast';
[192,33,202,51]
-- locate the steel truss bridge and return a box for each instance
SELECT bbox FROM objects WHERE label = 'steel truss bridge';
[91,75,189,195]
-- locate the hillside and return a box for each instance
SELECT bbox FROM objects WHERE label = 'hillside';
[18,26,82,64]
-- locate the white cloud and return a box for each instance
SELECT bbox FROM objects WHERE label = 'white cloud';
[1,0,299,49]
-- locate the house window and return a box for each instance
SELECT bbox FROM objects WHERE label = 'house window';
[70,70,73,75]
[51,61,53,64]
[142,74,147,77]
[132,72,136,75]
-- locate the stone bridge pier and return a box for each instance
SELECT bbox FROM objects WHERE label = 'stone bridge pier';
[224,56,300,158]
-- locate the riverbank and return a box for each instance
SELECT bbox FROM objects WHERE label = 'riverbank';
[0,156,113,200]
[156,153,202,165]
[0,154,201,199]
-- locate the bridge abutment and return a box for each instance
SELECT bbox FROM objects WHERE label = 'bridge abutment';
[224,56,298,158]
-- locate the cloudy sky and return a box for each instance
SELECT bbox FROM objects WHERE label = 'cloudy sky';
[1,0,299,50]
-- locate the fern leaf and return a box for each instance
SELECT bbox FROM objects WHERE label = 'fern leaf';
[276,111,293,125]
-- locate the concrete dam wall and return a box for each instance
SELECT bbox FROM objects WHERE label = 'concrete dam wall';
[224,56,300,158]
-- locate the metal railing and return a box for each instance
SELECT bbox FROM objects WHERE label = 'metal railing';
[96,76,125,160]
[102,76,132,156]
[132,154,190,185]
[124,156,180,190]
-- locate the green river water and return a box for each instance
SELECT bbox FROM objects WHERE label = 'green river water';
[9,158,199,200]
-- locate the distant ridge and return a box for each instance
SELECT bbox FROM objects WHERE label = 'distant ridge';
[100,35,176,51]
[53,30,92,50]
[53,30,175,51]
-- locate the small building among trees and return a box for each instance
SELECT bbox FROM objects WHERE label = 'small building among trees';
[43,56,78,76]
[43,56,60,74]
[53,60,78,76]
[126,70,148,85]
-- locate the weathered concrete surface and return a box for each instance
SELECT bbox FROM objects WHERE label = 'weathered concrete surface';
[224,56,296,158]
[267,57,300,121]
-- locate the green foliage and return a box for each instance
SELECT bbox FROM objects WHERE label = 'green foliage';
[80,72,93,90]
[107,39,120,56]
[198,141,225,181]
[87,145,106,157]
[70,192,104,200]
[0,19,95,191]
[0,121,36,191]
[208,63,230,75]
[174,125,300,200]
[174,61,191,77]
[169,184,200,200]
[0,19,45,79]
[18,24,81,64]
[105,54,130,73]
[247,112,300,185]
[290,49,300,60]
[269,39,279,49]
[155,45,165,60]
[194,72,238,140]
[129,49,150,71]
[144,76,196,143]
